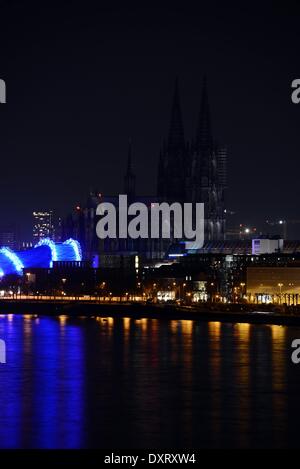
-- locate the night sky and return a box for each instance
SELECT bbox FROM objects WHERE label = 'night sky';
[0,2,300,238]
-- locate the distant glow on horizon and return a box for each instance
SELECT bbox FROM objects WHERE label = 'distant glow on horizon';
[0,247,24,274]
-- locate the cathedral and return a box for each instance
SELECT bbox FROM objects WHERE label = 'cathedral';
[157,77,227,241]
[63,77,227,262]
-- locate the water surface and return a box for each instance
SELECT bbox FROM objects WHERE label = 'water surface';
[0,314,299,448]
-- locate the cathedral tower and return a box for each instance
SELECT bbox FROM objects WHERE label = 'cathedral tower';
[157,78,187,202]
[124,140,136,199]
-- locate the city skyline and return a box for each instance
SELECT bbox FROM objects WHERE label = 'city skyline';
[1,3,300,454]
[0,69,298,241]
[0,4,300,239]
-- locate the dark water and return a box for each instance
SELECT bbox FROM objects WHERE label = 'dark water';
[0,314,300,448]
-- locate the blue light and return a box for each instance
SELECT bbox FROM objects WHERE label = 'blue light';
[0,248,24,275]
[35,238,57,267]
[63,239,82,261]
[0,238,82,278]
[19,245,52,269]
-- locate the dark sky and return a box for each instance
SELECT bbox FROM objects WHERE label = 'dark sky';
[0,2,300,238]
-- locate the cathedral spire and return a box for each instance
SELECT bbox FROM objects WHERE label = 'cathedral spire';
[126,139,133,174]
[157,78,187,201]
[196,75,213,150]
[168,77,185,150]
[157,149,164,197]
[124,140,136,198]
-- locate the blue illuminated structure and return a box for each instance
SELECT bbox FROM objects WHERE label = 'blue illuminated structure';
[35,238,58,263]
[63,239,82,262]
[0,247,24,275]
[0,238,82,277]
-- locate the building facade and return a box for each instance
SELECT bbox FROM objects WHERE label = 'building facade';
[0,224,17,250]
[33,210,54,242]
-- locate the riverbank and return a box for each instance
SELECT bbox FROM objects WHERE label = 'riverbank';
[1,299,300,326]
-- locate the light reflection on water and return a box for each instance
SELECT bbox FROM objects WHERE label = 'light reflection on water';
[0,314,299,448]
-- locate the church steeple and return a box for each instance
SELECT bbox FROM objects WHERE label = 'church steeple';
[168,77,185,151]
[196,75,213,151]
[157,149,164,197]
[126,140,133,174]
[157,78,187,201]
[124,140,136,198]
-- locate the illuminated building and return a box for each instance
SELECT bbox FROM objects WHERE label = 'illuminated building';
[0,238,82,277]
[144,241,300,303]
[247,266,300,304]
[252,237,283,255]
[33,210,54,242]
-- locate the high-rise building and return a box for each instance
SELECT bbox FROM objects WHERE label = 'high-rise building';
[33,210,54,242]
[0,224,17,249]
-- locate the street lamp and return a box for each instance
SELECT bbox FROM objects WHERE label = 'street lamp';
[240,282,246,300]
[278,283,283,304]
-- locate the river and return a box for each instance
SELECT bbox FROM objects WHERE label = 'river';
[0,314,299,448]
